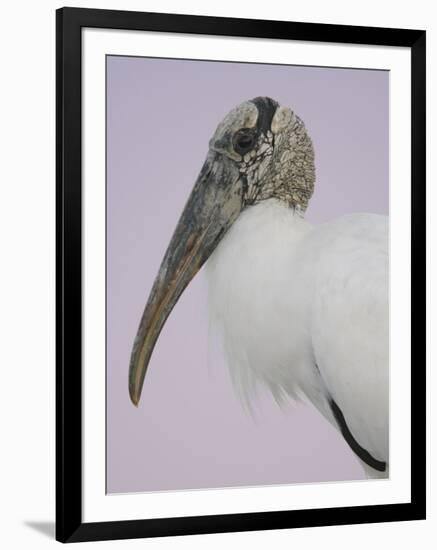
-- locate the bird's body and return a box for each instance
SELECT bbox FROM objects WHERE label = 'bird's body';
[206,199,388,476]
[129,96,389,479]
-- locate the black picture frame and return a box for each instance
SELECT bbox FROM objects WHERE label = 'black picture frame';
[56,6,426,543]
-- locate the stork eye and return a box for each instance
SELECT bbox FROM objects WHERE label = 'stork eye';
[233,128,256,156]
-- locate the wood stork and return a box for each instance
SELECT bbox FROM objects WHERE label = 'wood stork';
[129,97,388,479]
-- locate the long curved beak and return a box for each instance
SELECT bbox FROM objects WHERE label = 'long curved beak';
[129,152,242,406]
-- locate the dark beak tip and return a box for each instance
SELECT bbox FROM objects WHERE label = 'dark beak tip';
[129,382,141,407]
[130,395,140,407]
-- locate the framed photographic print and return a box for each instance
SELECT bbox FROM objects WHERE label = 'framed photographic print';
[56,7,426,543]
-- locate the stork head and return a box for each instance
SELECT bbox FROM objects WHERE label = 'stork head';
[129,97,315,405]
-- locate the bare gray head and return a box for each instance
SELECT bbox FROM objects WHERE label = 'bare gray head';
[210,96,315,211]
[129,97,316,405]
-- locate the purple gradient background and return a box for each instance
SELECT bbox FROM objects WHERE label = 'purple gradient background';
[106,56,388,494]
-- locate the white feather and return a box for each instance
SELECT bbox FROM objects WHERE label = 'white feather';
[206,198,388,476]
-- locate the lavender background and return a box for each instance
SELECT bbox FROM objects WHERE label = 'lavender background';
[106,56,389,494]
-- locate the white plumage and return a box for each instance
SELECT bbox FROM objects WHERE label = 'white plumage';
[206,199,388,477]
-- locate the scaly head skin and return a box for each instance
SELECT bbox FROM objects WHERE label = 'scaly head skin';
[129,97,316,405]
[209,97,315,211]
